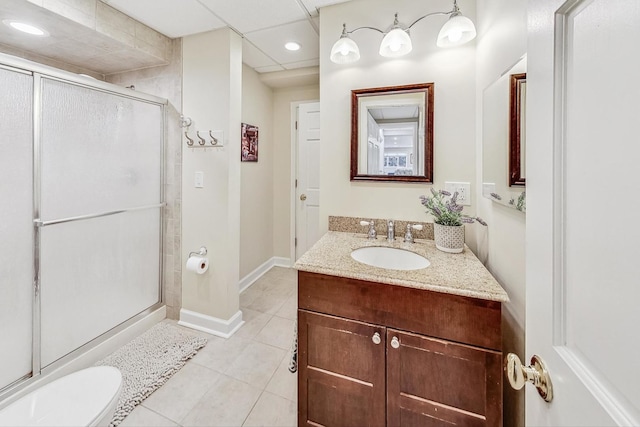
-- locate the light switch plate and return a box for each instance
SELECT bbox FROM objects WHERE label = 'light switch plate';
[194,171,204,188]
[444,182,471,206]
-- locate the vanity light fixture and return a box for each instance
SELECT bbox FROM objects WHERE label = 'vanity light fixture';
[330,0,475,64]
[2,19,49,36]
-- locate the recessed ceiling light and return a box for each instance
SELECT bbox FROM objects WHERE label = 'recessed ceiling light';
[2,20,49,36]
[285,42,301,51]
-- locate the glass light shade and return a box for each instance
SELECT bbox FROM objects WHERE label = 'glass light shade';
[436,14,476,48]
[379,28,412,57]
[330,36,360,64]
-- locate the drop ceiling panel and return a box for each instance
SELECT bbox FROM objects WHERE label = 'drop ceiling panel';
[101,0,226,38]
[300,0,351,16]
[282,58,319,70]
[198,0,307,33]
[245,20,318,65]
[242,38,277,69]
[255,64,285,73]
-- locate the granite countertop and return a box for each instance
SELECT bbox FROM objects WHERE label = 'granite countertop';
[294,231,509,302]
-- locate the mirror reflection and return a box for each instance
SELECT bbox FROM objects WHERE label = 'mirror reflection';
[351,84,433,182]
[482,56,527,212]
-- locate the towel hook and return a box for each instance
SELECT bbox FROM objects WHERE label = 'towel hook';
[185,131,194,146]
[209,130,219,146]
[196,131,206,146]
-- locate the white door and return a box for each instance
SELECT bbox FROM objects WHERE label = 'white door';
[295,102,321,260]
[525,0,640,425]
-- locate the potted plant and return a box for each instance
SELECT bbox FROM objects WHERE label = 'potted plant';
[419,189,487,253]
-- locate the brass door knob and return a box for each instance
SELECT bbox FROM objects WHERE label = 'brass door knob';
[505,353,553,402]
[300,194,307,201]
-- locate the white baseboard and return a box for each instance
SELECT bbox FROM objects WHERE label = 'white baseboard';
[178,309,244,339]
[238,256,292,293]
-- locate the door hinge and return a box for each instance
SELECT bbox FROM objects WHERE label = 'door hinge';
[295,121,298,130]
[295,179,298,188]
[295,237,297,246]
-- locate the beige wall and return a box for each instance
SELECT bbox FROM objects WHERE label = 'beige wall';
[272,85,320,259]
[240,65,275,278]
[106,40,183,320]
[475,0,527,425]
[181,28,242,322]
[319,0,479,251]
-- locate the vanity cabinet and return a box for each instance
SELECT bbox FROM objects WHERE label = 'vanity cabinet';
[297,271,503,427]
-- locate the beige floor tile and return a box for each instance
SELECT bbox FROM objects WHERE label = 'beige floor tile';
[180,375,262,427]
[265,353,298,402]
[120,405,178,427]
[190,335,252,373]
[274,294,297,321]
[242,391,297,427]
[254,316,296,350]
[252,276,295,298]
[240,286,262,308]
[234,307,272,340]
[243,291,289,315]
[142,362,220,423]
[225,341,286,389]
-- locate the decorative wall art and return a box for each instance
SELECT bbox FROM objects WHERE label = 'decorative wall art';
[241,123,259,162]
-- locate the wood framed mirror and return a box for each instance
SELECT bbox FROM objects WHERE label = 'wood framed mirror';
[509,73,526,186]
[482,55,526,212]
[350,83,434,183]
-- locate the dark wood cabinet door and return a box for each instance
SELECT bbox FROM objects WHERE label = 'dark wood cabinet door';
[298,310,386,427]
[386,329,502,427]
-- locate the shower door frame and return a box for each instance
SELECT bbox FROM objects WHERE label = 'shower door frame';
[0,53,167,402]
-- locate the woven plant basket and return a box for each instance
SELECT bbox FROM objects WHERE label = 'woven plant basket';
[434,223,465,253]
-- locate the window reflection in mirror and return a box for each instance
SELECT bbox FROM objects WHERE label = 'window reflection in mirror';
[351,83,433,183]
[482,55,526,212]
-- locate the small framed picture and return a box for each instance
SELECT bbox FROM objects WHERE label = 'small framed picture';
[241,123,259,162]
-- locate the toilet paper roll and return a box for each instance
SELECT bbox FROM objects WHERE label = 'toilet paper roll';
[186,255,209,274]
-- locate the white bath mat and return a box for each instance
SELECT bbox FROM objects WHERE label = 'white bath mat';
[95,322,207,426]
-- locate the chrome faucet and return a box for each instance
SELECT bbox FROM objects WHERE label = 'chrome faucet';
[387,220,395,242]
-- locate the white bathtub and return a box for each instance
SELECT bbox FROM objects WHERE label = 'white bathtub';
[0,366,122,427]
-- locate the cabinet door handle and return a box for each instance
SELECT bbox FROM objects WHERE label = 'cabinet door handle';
[391,336,400,349]
[372,332,381,345]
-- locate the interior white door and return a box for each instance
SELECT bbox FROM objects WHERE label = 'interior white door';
[526,0,640,425]
[295,102,321,260]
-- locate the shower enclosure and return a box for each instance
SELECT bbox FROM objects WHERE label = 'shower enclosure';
[0,53,165,397]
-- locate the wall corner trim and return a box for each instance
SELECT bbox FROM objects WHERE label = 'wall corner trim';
[178,309,244,339]
[238,256,292,293]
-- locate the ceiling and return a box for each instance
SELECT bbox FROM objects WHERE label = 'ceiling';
[101,0,352,73]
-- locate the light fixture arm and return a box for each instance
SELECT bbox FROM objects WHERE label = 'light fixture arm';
[407,10,454,30]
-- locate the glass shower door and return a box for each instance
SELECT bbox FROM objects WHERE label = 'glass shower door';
[38,78,163,367]
[0,66,34,390]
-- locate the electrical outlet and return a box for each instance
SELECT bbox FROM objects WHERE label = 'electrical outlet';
[444,182,471,206]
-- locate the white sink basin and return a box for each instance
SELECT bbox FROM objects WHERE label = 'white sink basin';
[351,246,430,271]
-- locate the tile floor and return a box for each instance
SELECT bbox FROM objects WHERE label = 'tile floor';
[120,267,298,427]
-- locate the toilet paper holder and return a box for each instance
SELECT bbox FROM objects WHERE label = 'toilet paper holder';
[188,246,208,258]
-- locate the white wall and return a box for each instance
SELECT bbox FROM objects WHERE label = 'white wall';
[272,85,320,259]
[181,28,242,324]
[475,0,527,425]
[319,0,479,250]
[240,65,275,278]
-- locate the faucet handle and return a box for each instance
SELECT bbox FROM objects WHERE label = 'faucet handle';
[360,220,377,239]
[404,223,423,243]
